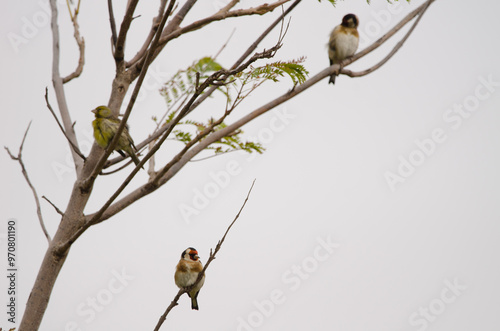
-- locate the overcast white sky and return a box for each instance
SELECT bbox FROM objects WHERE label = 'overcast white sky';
[1,0,500,330]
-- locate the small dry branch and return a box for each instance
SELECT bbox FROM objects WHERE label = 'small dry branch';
[5,123,52,244]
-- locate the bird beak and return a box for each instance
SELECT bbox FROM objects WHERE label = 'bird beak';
[91,109,97,114]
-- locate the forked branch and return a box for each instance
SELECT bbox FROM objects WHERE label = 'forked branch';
[5,123,52,244]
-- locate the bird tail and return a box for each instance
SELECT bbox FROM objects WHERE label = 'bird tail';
[191,291,200,310]
[329,74,336,85]
[129,152,142,168]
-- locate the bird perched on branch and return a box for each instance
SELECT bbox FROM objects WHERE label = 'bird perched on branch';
[328,13,359,84]
[91,105,141,167]
[175,247,205,310]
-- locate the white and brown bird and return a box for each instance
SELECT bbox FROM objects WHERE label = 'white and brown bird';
[328,13,360,84]
[174,247,205,310]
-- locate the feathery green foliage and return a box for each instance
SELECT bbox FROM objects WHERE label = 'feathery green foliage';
[158,55,307,159]
[165,115,265,156]
[159,56,223,110]
[241,57,308,85]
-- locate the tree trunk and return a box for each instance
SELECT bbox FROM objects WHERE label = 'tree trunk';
[19,173,94,330]
[19,75,131,329]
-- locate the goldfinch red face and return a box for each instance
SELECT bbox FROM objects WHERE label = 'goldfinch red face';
[182,247,200,262]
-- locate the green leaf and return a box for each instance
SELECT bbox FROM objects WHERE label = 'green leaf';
[244,57,309,85]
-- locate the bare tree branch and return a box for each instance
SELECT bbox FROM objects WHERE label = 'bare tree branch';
[107,0,118,49]
[213,28,235,60]
[125,0,197,75]
[44,88,86,160]
[42,196,64,216]
[154,179,255,330]
[114,0,139,63]
[126,0,169,67]
[49,0,84,173]
[62,0,85,84]
[157,0,290,48]
[101,159,135,175]
[5,123,52,244]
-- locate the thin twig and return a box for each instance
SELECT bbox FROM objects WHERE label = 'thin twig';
[108,0,118,49]
[154,179,256,330]
[186,0,298,115]
[157,0,290,48]
[114,0,140,62]
[44,88,86,160]
[42,196,64,216]
[213,28,236,60]
[100,159,134,175]
[5,123,52,244]
[126,0,168,67]
[62,0,85,84]
[189,149,240,162]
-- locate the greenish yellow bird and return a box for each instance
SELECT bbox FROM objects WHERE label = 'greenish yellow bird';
[91,105,141,167]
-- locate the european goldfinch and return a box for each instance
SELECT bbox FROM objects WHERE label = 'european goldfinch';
[91,105,141,166]
[174,247,205,310]
[328,13,359,84]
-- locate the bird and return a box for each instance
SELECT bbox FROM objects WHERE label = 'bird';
[91,105,141,167]
[328,13,359,84]
[174,247,205,310]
